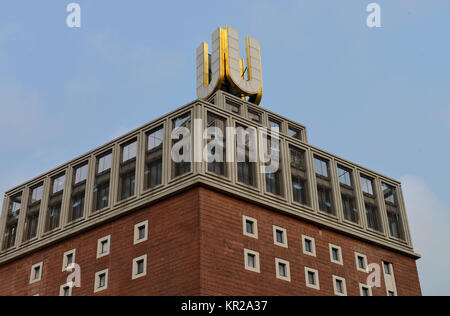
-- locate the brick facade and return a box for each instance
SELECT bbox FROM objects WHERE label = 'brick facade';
[0,187,421,296]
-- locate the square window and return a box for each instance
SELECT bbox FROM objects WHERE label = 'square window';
[132,255,147,280]
[273,226,288,248]
[329,244,343,265]
[359,284,373,296]
[62,249,76,272]
[94,269,108,293]
[134,220,148,245]
[244,249,260,273]
[60,284,73,297]
[97,236,111,259]
[305,267,320,290]
[275,258,291,282]
[333,276,347,296]
[30,262,43,284]
[355,252,368,272]
[242,216,258,239]
[302,235,316,257]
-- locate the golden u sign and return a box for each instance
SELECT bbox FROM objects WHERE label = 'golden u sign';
[197,26,263,105]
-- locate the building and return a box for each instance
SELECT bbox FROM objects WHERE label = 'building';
[0,27,421,296]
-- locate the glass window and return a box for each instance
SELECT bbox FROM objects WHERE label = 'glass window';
[93,152,112,212]
[24,184,43,241]
[305,239,312,253]
[145,127,164,190]
[338,166,359,224]
[382,183,405,240]
[361,175,382,232]
[336,279,344,294]
[247,254,256,268]
[308,271,316,285]
[269,119,280,131]
[69,164,88,222]
[314,157,329,178]
[290,146,309,206]
[360,176,374,195]
[172,113,191,178]
[246,220,254,234]
[207,113,226,176]
[236,124,257,187]
[317,186,333,214]
[265,137,283,196]
[119,140,137,200]
[46,174,65,232]
[338,167,352,187]
[276,230,284,244]
[332,248,340,261]
[288,126,302,140]
[314,157,335,215]
[278,263,287,277]
[2,193,22,250]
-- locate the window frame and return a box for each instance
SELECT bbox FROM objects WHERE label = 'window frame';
[242,215,258,239]
[244,249,260,273]
[134,220,148,245]
[359,283,373,296]
[62,249,76,272]
[60,283,73,296]
[305,267,320,290]
[97,235,111,259]
[94,269,109,293]
[332,275,347,296]
[273,225,288,248]
[355,252,368,272]
[302,235,316,257]
[329,244,343,265]
[275,258,291,282]
[30,262,43,284]
[132,254,148,280]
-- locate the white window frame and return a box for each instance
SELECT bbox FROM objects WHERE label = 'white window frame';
[244,249,260,273]
[97,235,111,259]
[275,258,291,282]
[355,252,368,272]
[94,269,109,293]
[332,275,347,296]
[242,215,258,239]
[359,283,373,296]
[273,225,288,248]
[60,283,73,296]
[302,235,316,257]
[329,244,343,265]
[132,254,148,280]
[62,249,76,272]
[134,220,148,245]
[30,262,43,284]
[305,267,320,290]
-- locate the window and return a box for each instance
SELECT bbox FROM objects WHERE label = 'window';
[207,113,227,176]
[338,166,359,224]
[145,126,164,190]
[242,216,258,239]
[305,267,320,290]
[3,193,22,250]
[225,97,241,114]
[273,226,288,248]
[275,258,291,282]
[333,276,347,296]
[290,146,309,206]
[382,183,405,240]
[248,110,261,123]
[302,235,316,257]
[62,249,76,272]
[46,174,65,232]
[172,113,191,178]
[119,140,137,201]
[355,252,368,272]
[69,163,88,222]
[288,126,302,140]
[60,284,72,297]
[23,184,43,242]
[361,175,382,232]
[236,124,257,187]
[93,151,112,212]
[134,220,148,245]
[244,249,260,273]
[269,119,281,131]
[132,255,147,280]
[94,269,108,293]
[314,156,335,215]
[265,137,283,196]
[30,262,43,284]
[359,284,373,296]
[329,244,343,265]
[383,262,391,275]
[97,236,111,259]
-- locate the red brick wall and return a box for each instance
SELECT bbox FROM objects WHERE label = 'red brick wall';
[197,187,422,296]
[0,189,201,296]
[0,187,421,296]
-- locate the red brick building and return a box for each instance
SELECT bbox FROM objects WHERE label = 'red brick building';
[0,91,421,296]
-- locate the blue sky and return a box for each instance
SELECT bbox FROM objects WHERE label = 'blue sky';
[0,0,449,295]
